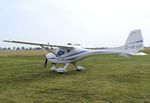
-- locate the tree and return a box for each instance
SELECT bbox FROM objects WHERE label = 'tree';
[29,47,32,50]
[13,47,16,50]
[21,46,25,50]
[16,47,20,50]
[7,47,11,50]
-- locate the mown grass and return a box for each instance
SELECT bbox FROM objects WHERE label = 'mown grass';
[0,49,150,103]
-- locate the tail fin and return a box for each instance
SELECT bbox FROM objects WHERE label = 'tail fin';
[124,29,144,54]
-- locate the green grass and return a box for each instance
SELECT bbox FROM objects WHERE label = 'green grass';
[0,53,150,103]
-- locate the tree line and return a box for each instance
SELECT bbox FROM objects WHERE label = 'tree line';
[0,47,43,51]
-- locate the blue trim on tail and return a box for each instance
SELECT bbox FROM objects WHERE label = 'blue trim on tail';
[130,40,143,44]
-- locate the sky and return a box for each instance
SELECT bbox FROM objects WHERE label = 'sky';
[0,0,150,48]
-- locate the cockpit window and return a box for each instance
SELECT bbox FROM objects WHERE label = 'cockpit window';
[56,50,65,56]
[67,49,71,53]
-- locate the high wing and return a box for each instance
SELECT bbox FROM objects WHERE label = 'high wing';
[3,40,74,55]
[3,40,74,48]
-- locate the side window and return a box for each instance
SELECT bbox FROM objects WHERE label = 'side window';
[67,49,71,53]
[56,50,65,56]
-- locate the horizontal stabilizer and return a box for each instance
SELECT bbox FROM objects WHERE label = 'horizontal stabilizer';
[130,52,147,56]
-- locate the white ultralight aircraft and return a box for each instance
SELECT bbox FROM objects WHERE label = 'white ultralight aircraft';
[4,29,146,73]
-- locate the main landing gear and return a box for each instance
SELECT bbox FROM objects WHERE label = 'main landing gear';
[50,63,85,73]
[72,63,85,71]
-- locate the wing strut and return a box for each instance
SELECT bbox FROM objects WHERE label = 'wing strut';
[40,45,57,56]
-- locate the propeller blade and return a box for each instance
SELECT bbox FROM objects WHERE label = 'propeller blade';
[44,58,48,68]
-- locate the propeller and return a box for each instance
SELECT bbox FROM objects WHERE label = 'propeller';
[44,58,48,68]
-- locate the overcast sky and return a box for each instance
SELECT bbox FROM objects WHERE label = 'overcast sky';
[0,0,150,48]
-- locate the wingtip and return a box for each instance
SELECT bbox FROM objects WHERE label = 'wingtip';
[3,40,7,42]
[3,40,14,43]
[3,40,10,42]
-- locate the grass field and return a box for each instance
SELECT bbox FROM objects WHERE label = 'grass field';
[0,49,150,103]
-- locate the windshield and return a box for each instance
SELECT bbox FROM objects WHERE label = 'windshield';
[56,50,65,57]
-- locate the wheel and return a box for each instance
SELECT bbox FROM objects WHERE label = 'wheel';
[51,67,56,72]
[56,68,67,74]
[75,66,85,71]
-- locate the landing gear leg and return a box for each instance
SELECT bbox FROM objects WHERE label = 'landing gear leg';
[73,63,85,71]
[55,63,69,73]
[51,63,57,72]
[73,64,81,71]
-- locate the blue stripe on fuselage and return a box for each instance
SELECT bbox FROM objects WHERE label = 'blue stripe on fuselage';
[64,50,86,58]
[48,51,87,60]
[48,57,56,59]
[91,51,111,54]
[65,57,80,60]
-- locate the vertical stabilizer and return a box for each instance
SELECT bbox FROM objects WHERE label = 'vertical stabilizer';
[124,29,144,53]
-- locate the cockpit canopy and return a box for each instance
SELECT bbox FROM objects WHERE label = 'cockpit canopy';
[56,50,65,56]
[56,48,72,57]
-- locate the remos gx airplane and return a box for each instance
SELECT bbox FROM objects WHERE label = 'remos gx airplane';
[4,30,146,73]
